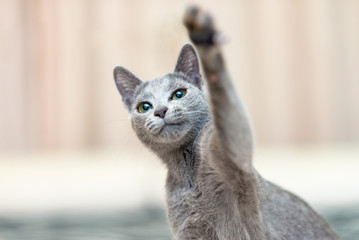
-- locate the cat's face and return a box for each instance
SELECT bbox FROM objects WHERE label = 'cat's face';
[130,73,208,148]
[114,44,209,151]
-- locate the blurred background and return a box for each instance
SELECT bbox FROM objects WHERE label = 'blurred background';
[0,0,358,239]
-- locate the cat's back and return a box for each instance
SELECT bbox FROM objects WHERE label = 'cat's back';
[258,179,340,240]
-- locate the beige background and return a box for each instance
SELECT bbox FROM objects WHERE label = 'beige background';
[0,0,358,213]
[1,0,359,151]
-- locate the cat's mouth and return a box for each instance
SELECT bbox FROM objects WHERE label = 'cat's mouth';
[162,121,181,128]
[158,121,182,134]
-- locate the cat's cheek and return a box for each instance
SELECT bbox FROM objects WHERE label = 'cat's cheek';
[131,115,148,134]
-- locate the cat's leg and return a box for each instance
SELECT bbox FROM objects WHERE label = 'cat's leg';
[183,8,270,239]
[184,6,253,171]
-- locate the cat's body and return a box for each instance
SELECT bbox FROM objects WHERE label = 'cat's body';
[162,122,336,240]
[114,6,339,240]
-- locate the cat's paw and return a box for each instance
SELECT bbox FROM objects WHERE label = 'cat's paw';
[183,5,225,45]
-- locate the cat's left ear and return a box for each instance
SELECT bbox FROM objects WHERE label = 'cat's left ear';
[114,66,143,112]
[174,43,202,89]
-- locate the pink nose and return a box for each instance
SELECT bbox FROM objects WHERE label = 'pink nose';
[154,107,168,118]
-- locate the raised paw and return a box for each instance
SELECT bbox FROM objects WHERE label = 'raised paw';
[183,5,219,45]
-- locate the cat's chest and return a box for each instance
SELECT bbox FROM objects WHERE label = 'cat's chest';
[166,186,217,238]
[166,176,235,236]
[166,185,267,240]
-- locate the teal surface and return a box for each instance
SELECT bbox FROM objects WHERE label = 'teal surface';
[0,207,357,240]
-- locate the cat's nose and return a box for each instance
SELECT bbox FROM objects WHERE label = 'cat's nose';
[154,106,168,119]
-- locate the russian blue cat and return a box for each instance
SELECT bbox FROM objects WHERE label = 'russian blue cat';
[114,6,339,240]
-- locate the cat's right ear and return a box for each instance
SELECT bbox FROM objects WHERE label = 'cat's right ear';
[113,66,143,112]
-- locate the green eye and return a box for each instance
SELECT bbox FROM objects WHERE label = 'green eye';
[171,89,187,100]
[138,102,152,113]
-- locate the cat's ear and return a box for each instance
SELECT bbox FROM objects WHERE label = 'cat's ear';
[174,43,202,89]
[114,66,143,112]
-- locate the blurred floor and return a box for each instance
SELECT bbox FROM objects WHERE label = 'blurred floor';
[0,146,358,214]
[0,146,358,239]
[0,206,358,240]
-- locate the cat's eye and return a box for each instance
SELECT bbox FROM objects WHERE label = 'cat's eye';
[138,102,152,113]
[171,89,187,100]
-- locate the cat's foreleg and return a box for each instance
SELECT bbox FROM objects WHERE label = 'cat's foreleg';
[184,6,253,170]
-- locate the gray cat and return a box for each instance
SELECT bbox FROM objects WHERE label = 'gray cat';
[114,6,339,240]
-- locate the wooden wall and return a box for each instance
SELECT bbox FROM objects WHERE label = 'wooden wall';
[0,0,358,151]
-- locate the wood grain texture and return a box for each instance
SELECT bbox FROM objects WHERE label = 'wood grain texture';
[0,0,358,150]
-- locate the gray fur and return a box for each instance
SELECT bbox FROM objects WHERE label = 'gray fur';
[114,6,339,240]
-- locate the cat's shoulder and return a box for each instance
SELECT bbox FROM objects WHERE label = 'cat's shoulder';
[194,120,213,151]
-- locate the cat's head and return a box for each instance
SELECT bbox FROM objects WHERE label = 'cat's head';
[114,44,209,152]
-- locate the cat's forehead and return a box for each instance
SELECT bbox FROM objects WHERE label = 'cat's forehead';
[135,73,192,99]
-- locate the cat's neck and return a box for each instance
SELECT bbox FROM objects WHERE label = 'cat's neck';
[154,120,210,188]
[158,141,199,189]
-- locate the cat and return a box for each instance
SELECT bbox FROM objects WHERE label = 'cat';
[114,5,340,240]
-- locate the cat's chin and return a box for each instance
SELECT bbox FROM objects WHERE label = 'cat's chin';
[152,123,192,144]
